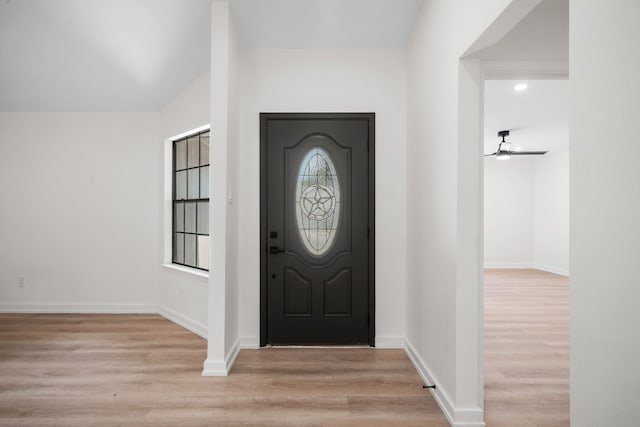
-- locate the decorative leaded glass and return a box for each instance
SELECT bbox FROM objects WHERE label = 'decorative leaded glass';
[295,147,340,256]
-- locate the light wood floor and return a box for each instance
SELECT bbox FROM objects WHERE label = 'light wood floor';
[484,269,569,427]
[0,314,448,426]
[0,269,568,426]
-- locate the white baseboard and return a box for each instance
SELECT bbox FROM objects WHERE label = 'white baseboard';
[483,263,534,269]
[202,337,241,376]
[375,336,405,349]
[404,339,485,427]
[484,264,570,277]
[449,410,486,427]
[202,358,229,376]
[225,337,241,372]
[0,303,157,314]
[404,339,457,426]
[158,305,207,339]
[239,336,260,348]
[0,303,210,340]
[533,264,569,277]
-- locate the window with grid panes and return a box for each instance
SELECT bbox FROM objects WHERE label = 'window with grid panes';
[173,130,210,270]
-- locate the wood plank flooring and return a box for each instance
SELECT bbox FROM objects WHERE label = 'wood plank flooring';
[484,269,570,427]
[0,314,447,426]
[0,269,569,426]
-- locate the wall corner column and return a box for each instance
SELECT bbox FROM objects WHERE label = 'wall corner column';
[455,57,485,424]
[203,0,231,376]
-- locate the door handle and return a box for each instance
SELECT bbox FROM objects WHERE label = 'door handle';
[270,246,285,254]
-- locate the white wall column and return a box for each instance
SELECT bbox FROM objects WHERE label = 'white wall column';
[570,0,640,423]
[203,0,231,376]
[456,58,485,419]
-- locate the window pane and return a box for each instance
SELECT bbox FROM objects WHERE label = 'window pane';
[173,130,211,270]
[173,233,184,264]
[200,132,210,166]
[185,234,196,267]
[175,171,187,200]
[174,202,184,232]
[175,139,187,170]
[187,136,199,168]
[185,202,196,233]
[197,201,209,234]
[200,166,209,198]
[198,235,209,270]
[188,169,199,199]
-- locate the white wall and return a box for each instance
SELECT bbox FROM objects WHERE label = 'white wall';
[159,70,211,143]
[570,1,640,424]
[534,149,568,275]
[237,48,408,346]
[0,112,159,311]
[158,69,210,336]
[484,157,535,267]
[484,150,570,275]
[405,0,514,425]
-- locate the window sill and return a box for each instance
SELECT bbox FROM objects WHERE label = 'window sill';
[162,263,209,279]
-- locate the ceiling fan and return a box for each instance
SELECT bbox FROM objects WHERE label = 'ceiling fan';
[485,130,548,160]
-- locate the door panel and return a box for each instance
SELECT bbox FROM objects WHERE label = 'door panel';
[323,269,352,317]
[284,268,312,317]
[260,113,374,345]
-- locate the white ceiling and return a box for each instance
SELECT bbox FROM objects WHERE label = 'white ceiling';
[0,0,423,112]
[0,0,211,111]
[1,0,569,146]
[230,0,424,48]
[471,0,569,61]
[484,79,569,156]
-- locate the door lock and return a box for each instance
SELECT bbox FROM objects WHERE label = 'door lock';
[269,246,285,254]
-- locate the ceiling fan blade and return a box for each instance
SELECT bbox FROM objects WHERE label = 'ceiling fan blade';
[509,150,548,156]
[484,152,497,157]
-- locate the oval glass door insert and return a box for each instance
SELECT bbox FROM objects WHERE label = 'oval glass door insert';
[295,147,341,256]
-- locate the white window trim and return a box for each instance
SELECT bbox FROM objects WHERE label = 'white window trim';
[163,124,211,276]
[161,263,208,279]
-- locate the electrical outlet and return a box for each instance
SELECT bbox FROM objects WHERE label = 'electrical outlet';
[17,275,25,287]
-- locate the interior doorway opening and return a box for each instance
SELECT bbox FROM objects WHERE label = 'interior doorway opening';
[458,0,570,423]
[482,77,569,425]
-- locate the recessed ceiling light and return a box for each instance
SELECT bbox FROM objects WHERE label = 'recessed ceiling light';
[514,83,528,91]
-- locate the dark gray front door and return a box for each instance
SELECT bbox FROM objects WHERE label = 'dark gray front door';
[260,113,374,345]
